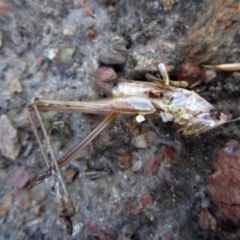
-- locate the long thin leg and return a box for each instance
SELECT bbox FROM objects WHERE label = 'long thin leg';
[28,110,117,190]
[28,102,77,235]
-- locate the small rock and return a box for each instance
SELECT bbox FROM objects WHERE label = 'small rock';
[32,204,43,215]
[198,208,217,232]
[34,54,44,66]
[0,31,3,48]
[6,168,30,189]
[177,64,202,87]
[0,114,20,160]
[131,131,157,149]
[202,69,217,83]
[163,146,178,164]
[15,190,32,210]
[132,160,142,172]
[63,28,74,36]
[0,1,10,16]
[99,0,118,3]
[45,48,58,60]
[65,168,79,183]
[131,194,153,215]
[158,41,176,53]
[86,28,95,39]
[162,0,175,11]
[207,140,240,221]
[143,153,162,177]
[0,193,13,218]
[95,66,118,95]
[7,74,23,94]
[118,153,131,169]
[15,41,30,55]
[160,229,174,240]
[98,35,127,64]
[98,47,126,65]
[163,167,173,183]
[84,218,116,240]
[54,47,75,72]
[84,7,93,16]
[143,209,154,221]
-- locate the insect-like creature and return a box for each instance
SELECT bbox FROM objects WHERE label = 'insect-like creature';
[27,63,237,234]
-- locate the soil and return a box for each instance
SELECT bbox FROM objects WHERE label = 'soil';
[0,0,240,240]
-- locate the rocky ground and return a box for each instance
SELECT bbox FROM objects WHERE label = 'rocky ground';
[0,0,240,239]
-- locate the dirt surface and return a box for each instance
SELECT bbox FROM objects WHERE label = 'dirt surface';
[0,0,240,239]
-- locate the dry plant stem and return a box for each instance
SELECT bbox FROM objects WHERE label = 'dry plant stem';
[28,110,117,189]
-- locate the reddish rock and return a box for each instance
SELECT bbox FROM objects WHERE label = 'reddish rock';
[6,168,30,189]
[84,7,93,16]
[198,208,217,232]
[177,64,202,87]
[84,218,115,240]
[161,229,174,240]
[163,146,178,164]
[163,167,173,183]
[137,194,152,211]
[143,153,162,177]
[95,66,118,95]
[207,140,240,221]
[0,1,10,16]
[124,194,153,215]
[118,153,131,169]
[86,28,95,39]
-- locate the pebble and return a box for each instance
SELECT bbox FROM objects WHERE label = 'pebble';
[63,28,74,36]
[177,64,202,87]
[6,168,30,189]
[198,208,217,231]
[158,41,176,53]
[86,28,95,39]
[15,190,32,210]
[7,74,23,94]
[163,146,178,164]
[0,193,13,218]
[54,47,75,72]
[0,114,21,160]
[207,140,240,221]
[0,1,10,16]
[132,160,142,172]
[131,131,157,149]
[65,168,79,183]
[143,153,162,177]
[202,68,216,83]
[118,153,131,169]
[95,66,118,95]
[99,0,118,3]
[98,36,127,65]
[0,31,3,48]
[84,7,93,16]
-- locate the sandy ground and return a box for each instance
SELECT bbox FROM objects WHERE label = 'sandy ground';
[0,0,240,239]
